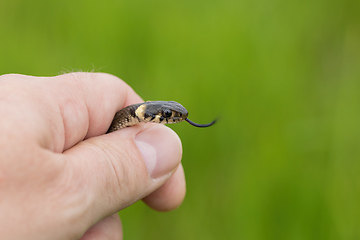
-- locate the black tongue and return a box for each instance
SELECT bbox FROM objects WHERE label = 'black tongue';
[185,118,216,128]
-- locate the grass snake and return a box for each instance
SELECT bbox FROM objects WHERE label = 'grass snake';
[107,101,216,133]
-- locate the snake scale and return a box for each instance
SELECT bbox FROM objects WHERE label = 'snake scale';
[107,101,216,133]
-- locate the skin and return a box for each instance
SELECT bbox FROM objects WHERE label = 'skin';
[0,73,186,240]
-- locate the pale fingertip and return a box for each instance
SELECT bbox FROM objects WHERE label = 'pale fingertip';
[142,164,186,211]
[79,214,122,240]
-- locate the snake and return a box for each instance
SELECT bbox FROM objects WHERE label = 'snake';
[107,101,216,133]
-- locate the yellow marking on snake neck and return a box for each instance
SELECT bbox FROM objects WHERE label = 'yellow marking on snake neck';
[135,104,147,120]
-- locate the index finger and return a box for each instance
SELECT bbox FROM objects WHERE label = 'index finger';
[49,72,143,150]
[0,72,142,152]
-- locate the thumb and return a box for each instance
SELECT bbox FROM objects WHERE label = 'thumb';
[63,124,182,220]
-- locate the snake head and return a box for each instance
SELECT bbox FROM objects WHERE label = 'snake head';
[136,101,188,124]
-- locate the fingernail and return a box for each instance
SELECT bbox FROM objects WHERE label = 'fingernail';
[134,125,182,179]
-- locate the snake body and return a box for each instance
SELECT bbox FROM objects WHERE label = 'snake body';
[107,101,215,133]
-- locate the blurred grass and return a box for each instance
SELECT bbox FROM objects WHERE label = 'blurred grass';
[1,0,360,239]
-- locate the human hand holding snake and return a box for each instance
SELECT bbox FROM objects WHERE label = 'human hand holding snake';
[0,73,186,240]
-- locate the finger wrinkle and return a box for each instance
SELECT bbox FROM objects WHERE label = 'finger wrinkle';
[95,138,146,205]
[58,96,89,150]
[78,133,149,211]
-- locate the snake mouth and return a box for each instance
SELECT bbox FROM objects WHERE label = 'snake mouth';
[146,115,186,124]
[168,116,186,123]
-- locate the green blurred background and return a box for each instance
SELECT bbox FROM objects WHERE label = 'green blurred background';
[1,0,360,239]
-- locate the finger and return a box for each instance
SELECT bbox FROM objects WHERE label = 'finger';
[80,214,122,240]
[64,124,182,221]
[143,164,186,211]
[0,72,142,152]
[50,72,143,150]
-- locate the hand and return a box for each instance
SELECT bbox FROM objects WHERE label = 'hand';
[0,73,185,240]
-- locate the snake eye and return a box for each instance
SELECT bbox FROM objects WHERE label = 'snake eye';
[162,109,172,118]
